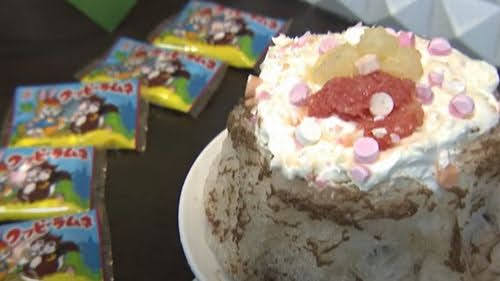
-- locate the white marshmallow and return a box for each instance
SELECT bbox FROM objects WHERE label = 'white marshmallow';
[370,92,394,117]
[355,54,380,75]
[295,118,322,146]
[371,127,388,138]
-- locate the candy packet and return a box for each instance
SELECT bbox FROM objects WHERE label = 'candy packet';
[0,147,105,221]
[149,0,290,69]
[0,210,112,281]
[77,37,227,116]
[4,79,148,151]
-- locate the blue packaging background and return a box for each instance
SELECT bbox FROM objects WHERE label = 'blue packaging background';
[168,0,287,58]
[100,37,223,100]
[0,210,102,277]
[10,80,139,137]
[0,147,94,203]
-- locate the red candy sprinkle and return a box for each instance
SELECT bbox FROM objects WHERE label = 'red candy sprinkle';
[308,71,424,150]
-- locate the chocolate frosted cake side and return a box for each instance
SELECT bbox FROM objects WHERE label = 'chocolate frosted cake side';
[204,25,500,281]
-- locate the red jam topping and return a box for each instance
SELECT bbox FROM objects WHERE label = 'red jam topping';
[308,71,424,149]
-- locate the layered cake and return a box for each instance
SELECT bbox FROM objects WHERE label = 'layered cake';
[204,25,500,281]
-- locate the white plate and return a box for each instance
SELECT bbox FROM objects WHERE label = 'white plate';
[179,130,229,281]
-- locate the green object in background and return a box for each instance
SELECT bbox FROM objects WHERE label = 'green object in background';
[66,0,137,32]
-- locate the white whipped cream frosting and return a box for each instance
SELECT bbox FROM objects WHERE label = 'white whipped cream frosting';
[254,25,500,191]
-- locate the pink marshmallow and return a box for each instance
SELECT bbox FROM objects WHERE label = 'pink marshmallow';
[390,133,401,144]
[256,91,270,100]
[289,82,311,106]
[355,54,380,75]
[398,31,415,47]
[428,37,452,56]
[353,137,379,164]
[350,165,370,182]
[318,37,337,54]
[449,94,475,118]
[416,84,434,105]
[428,71,444,87]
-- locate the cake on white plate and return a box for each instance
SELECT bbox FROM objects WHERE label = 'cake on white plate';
[204,24,500,281]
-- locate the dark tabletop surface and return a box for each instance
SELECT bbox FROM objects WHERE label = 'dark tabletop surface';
[3,1,498,281]
[0,1,355,280]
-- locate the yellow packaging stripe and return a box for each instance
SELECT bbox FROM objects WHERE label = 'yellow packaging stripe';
[11,130,136,150]
[82,74,192,113]
[140,86,191,112]
[0,199,84,221]
[152,35,256,69]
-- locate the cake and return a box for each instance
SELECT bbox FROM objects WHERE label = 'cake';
[204,25,500,281]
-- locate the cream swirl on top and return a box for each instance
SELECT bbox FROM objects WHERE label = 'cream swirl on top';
[254,25,499,191]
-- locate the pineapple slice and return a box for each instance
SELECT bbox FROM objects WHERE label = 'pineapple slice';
[308,27,423,84]
[357,27,399,60]
[309,44,360,85]
[380,46,423,81]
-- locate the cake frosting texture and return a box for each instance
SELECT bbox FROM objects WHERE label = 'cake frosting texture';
[255,25,499,191]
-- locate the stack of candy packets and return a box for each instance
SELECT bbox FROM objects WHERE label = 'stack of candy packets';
[78,37,226,116]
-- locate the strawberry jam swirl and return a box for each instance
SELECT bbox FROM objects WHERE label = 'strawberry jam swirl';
[308,71,424,149]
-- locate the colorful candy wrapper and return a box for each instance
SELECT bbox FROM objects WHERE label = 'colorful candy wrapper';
[149,0,290,69]
[3,79,148,151]
[0,210,112,281]
[76,37,226,116]
[0,147,105,221]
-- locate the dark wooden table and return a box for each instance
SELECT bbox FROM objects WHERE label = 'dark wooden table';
[0,1,354,280]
